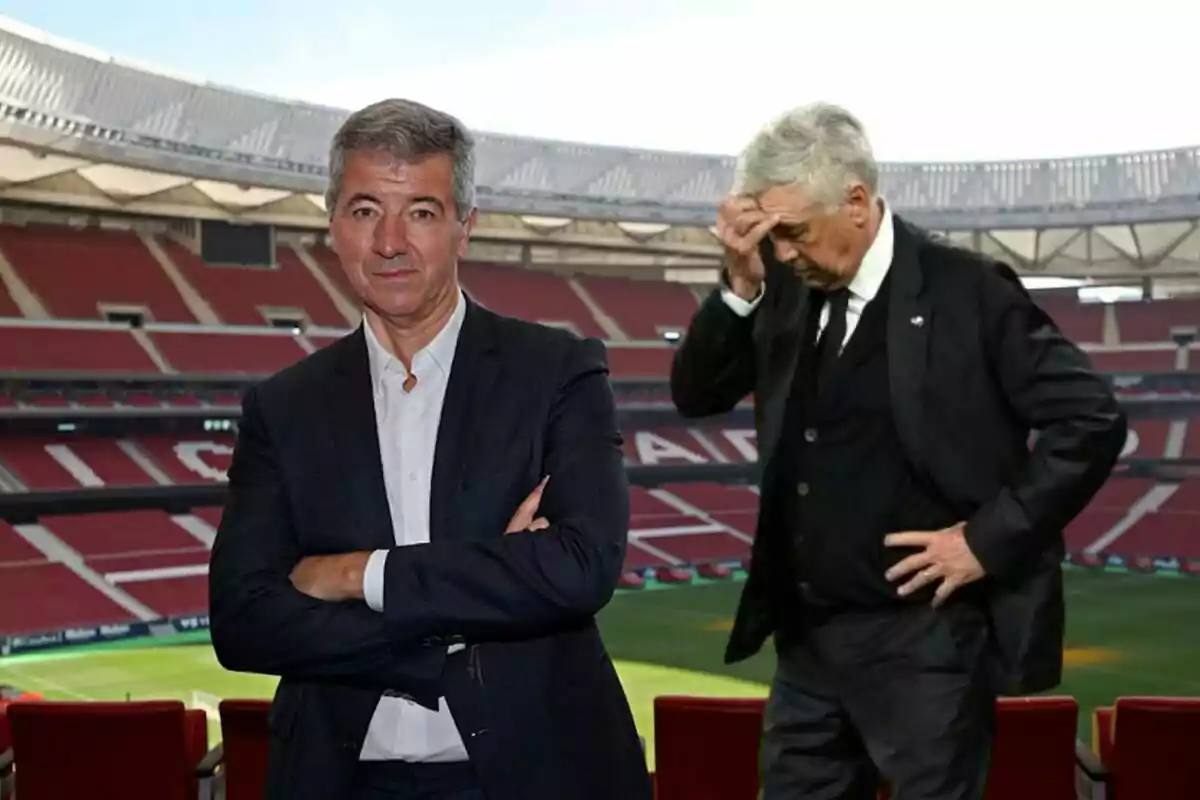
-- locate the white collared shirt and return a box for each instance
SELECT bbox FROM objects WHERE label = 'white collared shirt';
[359,290,469,763]
[721,198,895,348]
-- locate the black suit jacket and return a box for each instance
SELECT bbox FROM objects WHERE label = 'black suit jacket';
[670,217,1127,695]
[208,300,652,800]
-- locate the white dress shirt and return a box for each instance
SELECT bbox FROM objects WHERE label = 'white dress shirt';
[721,199,895,349]
[358,290,470,763]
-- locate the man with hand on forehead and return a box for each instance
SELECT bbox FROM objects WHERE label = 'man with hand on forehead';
[672,102,1125,799]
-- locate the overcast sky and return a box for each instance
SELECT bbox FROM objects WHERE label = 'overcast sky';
[2,0,1197,162]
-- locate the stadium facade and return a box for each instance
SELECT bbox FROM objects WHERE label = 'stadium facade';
[0,16,1199,284]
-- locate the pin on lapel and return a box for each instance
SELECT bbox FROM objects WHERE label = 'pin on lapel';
[910,315,924,327]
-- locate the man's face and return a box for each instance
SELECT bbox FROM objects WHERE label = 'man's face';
[755,182,874,290]
[329,149,475,322]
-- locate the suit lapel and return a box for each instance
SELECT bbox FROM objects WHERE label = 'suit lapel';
[429,300,501,543]
[325,328,396,551]
[753,256,811,472]
[887,219,932,478]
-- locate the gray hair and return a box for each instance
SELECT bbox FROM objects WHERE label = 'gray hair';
[733,102,878,208]
[326,98,477,221]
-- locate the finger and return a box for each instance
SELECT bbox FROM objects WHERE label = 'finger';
[720,196,761,218]
[731,210,767,237]
[931,575,958,607]
[506,479,550,533]
[746,213,778,243]
[719,213,762,250]
[729,213,777,252]
[519,476,550,511]
[884,551,933,582]
[528,517,550,531]
[504,508,532,534]
[897,565,941,597]
[883,531,931,548]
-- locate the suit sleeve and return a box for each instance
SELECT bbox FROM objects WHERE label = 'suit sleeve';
[378,337,629,644]
[670,272,758,418]
[963,264,1127,580]
[208,386,445,702]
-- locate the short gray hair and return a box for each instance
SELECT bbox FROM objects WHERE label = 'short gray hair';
[326,98,477,221]
[733,102,878,207]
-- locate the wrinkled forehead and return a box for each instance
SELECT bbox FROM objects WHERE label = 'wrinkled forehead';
[753,183,826,224]
[339,150,455,197]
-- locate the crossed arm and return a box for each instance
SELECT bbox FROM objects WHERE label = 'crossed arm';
[208,337,629,697]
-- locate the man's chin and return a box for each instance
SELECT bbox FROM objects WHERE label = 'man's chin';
[795,270,834,289]
[366,292,425,322]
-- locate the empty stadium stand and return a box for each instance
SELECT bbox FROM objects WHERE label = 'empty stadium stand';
[0,322,160,373]
[575,275,699,339]
[458,262,608,338]
[1115,297,1200,344]
[1,222,1199,386]
[3,424,1196,638]
[147,328,311,375]
[1035,290,1106,344]
[0,225,197,323]
[2,220,1200,645]
[159,238,347,328]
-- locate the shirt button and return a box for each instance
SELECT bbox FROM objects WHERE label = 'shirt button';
[796,482,810,497]
[803,428,818,443]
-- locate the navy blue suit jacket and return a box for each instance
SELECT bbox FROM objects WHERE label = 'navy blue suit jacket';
[208,299,652,800]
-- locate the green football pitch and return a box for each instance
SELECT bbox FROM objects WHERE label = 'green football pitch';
[1,569,1196,768]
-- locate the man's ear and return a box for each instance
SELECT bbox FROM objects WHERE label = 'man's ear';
[457,207,479,258]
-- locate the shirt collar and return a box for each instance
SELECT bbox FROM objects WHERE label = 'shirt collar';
[846,197,894,303]
[364,289,466,387]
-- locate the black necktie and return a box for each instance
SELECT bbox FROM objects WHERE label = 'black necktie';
[815,288,850,389]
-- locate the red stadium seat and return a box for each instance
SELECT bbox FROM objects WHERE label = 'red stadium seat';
[4,699,213,800]
[618,571,646,589]
[1081,696,1200,798]
[218,699,272,800]
[652,695,764,800]
[986,696,1078,800]
[1091,705,1114,766]
[654,695,1079,800]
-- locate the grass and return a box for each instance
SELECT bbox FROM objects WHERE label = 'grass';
[1,568,1196,768]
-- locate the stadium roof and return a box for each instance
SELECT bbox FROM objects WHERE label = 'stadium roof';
[1,15,1200,277]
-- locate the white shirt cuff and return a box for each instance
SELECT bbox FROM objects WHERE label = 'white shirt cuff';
[721,286,764,317]
[363,549,389,612]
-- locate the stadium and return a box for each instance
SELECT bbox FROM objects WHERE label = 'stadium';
[0,12,1197,800]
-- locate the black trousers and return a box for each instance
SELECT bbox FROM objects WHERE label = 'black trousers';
[351,760,486,800]
[760,601,996,800]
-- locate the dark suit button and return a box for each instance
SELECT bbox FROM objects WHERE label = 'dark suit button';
[342,739,359,751]
[796,482,810,497]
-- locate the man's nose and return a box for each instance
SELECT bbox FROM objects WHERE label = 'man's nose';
[372,215,408,257]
